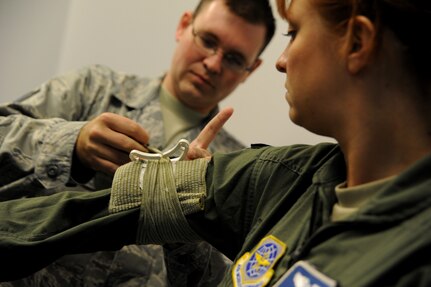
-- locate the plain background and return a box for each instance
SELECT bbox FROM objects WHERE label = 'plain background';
[0,0,333,147]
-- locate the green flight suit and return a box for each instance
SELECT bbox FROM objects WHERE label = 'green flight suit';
[1,143,431,286]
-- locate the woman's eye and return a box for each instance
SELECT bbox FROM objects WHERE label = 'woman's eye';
[283,30,297,43]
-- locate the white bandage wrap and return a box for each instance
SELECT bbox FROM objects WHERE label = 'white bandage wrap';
[109,158,208,244]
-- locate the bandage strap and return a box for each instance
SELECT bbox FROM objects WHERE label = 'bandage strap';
[109,158,208,244]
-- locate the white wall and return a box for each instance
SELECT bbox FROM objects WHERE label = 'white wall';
[0,0,333,147]
[0,0,70,98]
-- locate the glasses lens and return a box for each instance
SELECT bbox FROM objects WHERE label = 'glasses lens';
[223,53,247,71]
[193,28,250,72]
[194,32,217,54]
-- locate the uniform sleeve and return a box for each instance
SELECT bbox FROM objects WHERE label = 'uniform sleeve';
[192,148,265,259]
[163,123,246,287]
[109,148,265,258]
[0,66,111,199]
[0,188,139,281]
[392,264,431,287]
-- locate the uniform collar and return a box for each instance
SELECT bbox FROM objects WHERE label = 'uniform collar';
[110,74,221,120]
[111,76,163,109]
[310,147,431,224]
[315,149,431,223]
[355,152,431,222]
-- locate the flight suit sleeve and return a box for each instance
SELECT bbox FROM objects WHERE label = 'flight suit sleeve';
[0,188,139,281]
[109,148,266,259]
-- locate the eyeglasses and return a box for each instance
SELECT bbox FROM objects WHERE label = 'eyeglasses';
[191,26,255,73]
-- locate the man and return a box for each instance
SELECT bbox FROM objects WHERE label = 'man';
[0,0,275,285]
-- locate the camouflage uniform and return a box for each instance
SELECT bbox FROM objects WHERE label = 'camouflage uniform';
[0,65,244,286]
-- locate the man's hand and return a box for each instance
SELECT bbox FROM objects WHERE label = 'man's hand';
[187,107,234,160]
[75,113,150,175]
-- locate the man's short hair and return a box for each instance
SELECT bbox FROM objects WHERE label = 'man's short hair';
[193,0,276,55]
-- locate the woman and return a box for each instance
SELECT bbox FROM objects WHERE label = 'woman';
[1,0,430,285]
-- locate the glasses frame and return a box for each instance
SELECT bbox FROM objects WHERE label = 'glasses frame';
[191,25,255,73]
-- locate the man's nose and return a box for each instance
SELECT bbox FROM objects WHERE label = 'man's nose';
[203,51,223,74]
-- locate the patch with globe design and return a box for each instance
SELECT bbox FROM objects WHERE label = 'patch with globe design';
[233,235,287,287]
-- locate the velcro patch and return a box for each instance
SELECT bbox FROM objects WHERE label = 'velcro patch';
[273,261,337,287]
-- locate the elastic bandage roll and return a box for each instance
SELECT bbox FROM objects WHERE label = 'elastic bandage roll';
[109,158,208,244]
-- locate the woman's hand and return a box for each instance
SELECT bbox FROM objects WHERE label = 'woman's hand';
[187,107,234,160]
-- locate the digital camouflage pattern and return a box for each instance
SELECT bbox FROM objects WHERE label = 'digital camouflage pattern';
[0,65,244,286]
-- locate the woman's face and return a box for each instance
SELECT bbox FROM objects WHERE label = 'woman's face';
[276,0,349,136]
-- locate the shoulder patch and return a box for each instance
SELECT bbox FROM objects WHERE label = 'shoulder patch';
[233,235,286,287]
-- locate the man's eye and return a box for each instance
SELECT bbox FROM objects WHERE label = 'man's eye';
[224,54,245,68]
[200,35,218,49]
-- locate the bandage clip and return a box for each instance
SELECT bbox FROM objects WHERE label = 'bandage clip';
[129,139,190,162]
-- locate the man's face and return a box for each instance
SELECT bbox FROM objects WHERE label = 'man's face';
[164,0,266,114]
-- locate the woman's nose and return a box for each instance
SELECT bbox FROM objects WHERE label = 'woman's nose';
[275,51,287,73]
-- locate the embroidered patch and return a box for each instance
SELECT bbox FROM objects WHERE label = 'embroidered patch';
[273,261,337,287]
[233,235,287,287]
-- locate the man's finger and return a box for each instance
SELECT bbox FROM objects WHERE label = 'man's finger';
[101,113,150,146]
[193,107,234,149]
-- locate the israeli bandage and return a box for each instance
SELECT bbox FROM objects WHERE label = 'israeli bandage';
[109,157,208,244]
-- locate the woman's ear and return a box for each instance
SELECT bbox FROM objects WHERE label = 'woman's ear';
[346,16,376,74]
